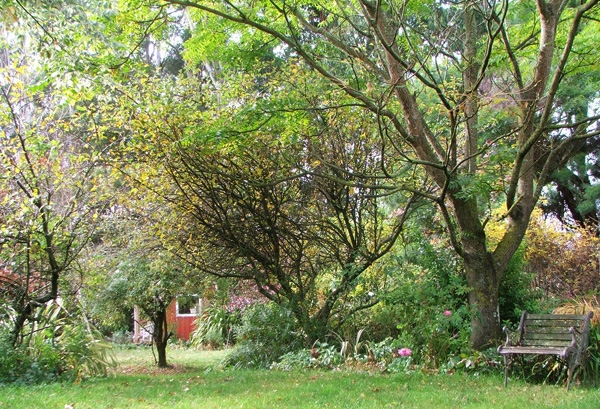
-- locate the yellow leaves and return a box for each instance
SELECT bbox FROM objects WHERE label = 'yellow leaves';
[14,65,29,76]
[9,81,24,98]
[0,65,27,99]
[484,207,510,247]
[1,5,19,23]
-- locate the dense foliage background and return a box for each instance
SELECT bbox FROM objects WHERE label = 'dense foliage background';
[1,0,599,384]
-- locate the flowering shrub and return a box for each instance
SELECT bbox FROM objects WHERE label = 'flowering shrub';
[381,272,470,368]
[223,282,268,313]
[274,337,415,373]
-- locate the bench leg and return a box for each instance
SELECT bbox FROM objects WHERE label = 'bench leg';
[567,364,574,392]
[566,351,581,391]
[503,355,510,387]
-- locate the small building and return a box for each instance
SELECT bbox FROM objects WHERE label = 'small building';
[168,295,203,341]
[132,295,203,343]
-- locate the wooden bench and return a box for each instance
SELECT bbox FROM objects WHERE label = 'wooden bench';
[497,310,593,390]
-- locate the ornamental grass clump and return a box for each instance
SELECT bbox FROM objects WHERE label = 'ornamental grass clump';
[223,303,303,369]
[0,302,115,385]
[553,298,600,386]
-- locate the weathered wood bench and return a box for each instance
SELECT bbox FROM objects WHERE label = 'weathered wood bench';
[497,310,593,390]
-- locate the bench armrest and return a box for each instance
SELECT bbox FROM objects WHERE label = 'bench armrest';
[500,311,528,348]
[569,327,581,350]
[501,326,521,347]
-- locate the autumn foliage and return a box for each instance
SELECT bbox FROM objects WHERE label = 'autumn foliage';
[526,215,600,300]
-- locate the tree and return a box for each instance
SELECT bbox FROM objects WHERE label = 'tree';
[106,253,181,368]
[0,28,108,346]
[87,202,202,368]
[166,138,417,343]
[103,68,420,342]
[542,142,600,232]
[155,0,600,349]
[539,67,600,232]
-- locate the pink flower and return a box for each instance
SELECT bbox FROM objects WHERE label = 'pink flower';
[444,310,452,316]
[398,348,412,356]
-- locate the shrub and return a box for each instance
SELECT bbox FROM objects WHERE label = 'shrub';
[356,337,414,374]
[526,216,600,299]
[499,245,541,324]
[275,341,345,370]
[223,303,303,368]
[441,348,502,375]
[0,302,115,385]
[376,264,471,368]
[275,348,314,370]
[370,225,540,367]
[274,337,416,374]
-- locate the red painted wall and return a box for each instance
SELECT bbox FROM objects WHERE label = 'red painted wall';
[166,301,197,341]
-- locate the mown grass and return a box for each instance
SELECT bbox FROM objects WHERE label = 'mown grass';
[0,346,598,409]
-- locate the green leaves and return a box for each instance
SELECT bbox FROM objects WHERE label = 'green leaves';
[0,9,120,348]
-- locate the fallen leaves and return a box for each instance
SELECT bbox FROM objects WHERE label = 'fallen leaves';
[117,364,189,375]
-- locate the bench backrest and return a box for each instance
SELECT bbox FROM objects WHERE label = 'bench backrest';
[520,312,592,348]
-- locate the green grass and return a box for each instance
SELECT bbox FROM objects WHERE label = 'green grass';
[0,347,599,409]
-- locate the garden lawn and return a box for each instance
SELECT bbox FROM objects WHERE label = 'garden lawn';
[0,347,598,409]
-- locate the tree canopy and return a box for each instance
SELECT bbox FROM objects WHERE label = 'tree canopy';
[0,15,110,345]
[1,0,599,354]
[102,65,422,342]
[149,0,600,348]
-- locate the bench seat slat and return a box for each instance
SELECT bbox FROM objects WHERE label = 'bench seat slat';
[521,340,574,348]
[527,314,587,320]
[498,346,569,356]
[524,332,573,341]
[526,319,582,328]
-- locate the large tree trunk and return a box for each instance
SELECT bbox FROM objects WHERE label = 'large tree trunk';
[459,3,501,349]
[464,251,501,349]
[450,196,503,349]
